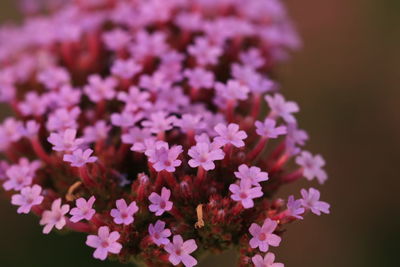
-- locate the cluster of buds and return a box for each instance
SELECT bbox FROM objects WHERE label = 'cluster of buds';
[0,0,330,266]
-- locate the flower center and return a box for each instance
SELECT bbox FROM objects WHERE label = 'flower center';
[239,192,248,199]
[160,201,166,209]
[259,233,267,241]
[101,241,109,248]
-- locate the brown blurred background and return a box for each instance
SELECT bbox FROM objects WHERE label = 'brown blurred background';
[1,0,399,266]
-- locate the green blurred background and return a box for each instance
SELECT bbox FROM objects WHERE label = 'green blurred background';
[1,0,399,266]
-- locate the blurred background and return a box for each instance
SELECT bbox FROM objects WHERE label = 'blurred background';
[0,0,399,266]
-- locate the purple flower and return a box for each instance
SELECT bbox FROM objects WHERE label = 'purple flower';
[249,218,281,252]
[234,164,269,186]
[300,188,330,216]
[164,235,198,267]
[117,86,151,111]
[86,226,122,261]
[142,111,176,134]
[174,114,206,133]
[84,74,117,102]
[215,80,250,101]
[69,196,96,223]
[121,127,154,152]
[18,92,47,116]
[252,252,284,267]
[265,94,299,123]
[3,165,34,191]
[23,120,40,138]
[231,64,274,94]
[46,107,81,132]
[184,67,214,89]
[111,58,142,79]
[47,128,84,152]
[0,118,25,143]
[149,187,173,216]
[37,66,70,90]
[110,199,139,225]
[39,198,70,234]
[229,180,263,209]
[188,142,225,171]
[146,142,183,172]
[111,112,143,128]
[214,123,248,148]
[63,149,98,167]
[11,184,44,214]
[83,120,110,143]
[148,220,172,246]
[255,118,287,139]
[286,195,304,219]
[240,48,265,69]
[188,37,222,66]
[296,151,327,184]
[102,28,131,51]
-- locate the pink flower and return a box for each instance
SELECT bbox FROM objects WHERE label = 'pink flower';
[46,107,81,132]
[252,252,284,267]
[102,28,131,51]
[295,151,327,184]
[234,164,269,186]
[249,218,281,252]
[240,48,265,69]
[149,187,173,216]
[18,92,47,116]
[286,195,304,219]
[3,165,34,191]
[229,179,263,209]
[39,198,70,234]
[184,67,214,89]
[63,149,98,167]
[164,235,198,267]
[215,80,250,101]
[300,188,330,216]
[188,142,225,171]
[47,128,84,152]
[148,220,171,246]
[84,74,117,102]
[142,111,176,134]
[83,120,110,143]
[23,120,40,138]
[117,86,151,112]
[111,112,143,128]
[265,94,299,123]
[69,196,96,223]
[255,118,287,139]
[146,142,182,172]
[188,37,222,66]
[110,199,139,225]
[11,184,44,214]
[86,226,122,261]
[214,123,248,148]
[174,114,206,133]
[37,66,70,90]
[111,58,142,79]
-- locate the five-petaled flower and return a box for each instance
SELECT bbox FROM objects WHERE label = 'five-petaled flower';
[86,226,122,261]
[39,198,70,234]
[63,149,98,167]
[110,199,139,225]
[296,151,328,184]
[234,164,269,186]
[69,196,96,223]
[252,252,284,267]
[300,188,330,216]
[11,184,44,214]
[148,220,172,246]
[229,179,263,209]
[149,187,173,216]
[188,142,225,171]
[164,235,198,267]
[214,123,247,148]
[249,218,281,252]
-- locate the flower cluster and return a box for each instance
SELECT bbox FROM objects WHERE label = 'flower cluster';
[0,0,330,266]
